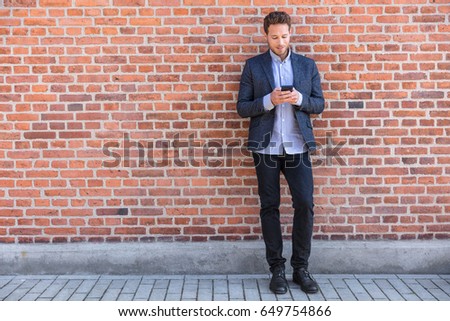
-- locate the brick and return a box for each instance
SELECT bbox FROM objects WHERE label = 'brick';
[0,2,448,243]
[184,0,217,4]
[184,227,216,235]
[113,0,145,5]
[115,227,146,235]
[44,228,77,235]
[96,208,129,216]
[80,228,111,235]
[10,228,42,235]
[4,0,37,6]
[75,0,109,5]
[150,227,181,235]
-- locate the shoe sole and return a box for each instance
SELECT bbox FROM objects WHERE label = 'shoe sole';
[270,288,288,295]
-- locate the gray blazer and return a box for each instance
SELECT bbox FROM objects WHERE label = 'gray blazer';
[237,50,324,152]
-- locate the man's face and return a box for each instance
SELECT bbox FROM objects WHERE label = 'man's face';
[265,23,291,60]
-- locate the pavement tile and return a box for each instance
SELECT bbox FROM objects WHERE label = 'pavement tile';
[39,279,68,299]
[386,278,414,295]
[199,279,213,289]
[213,279,228,294]
[243,287,261,301]
[228,281,245,300]
[102,288,122,301]
[432,278,450,294]
[181,281,198,300]
[153,279,170,289]
[165,293,182,301]
[242,279,259,290]
[318,280,340,300]
[426,287,450,301]
[4,279,39,301]
[213,293,228,301]
[53,280,83,301]
[329,278,349,289]
[359,280,388,300]
[0,274,448,302]
[167,279,183,294]
[402,279,436,301]
[290,287,309,301]
[121,279,141,294]
[117,293,134,301]
[73,279,98,294]
[134,284,153,300]
[260,293,278,300]
[20,292,41,301]
[344,278,368,294]
[69,293,89,301]
[28,279,54,294]
[85,279,112,300]
[149,288,167,301]
[334,287,357,301]
[306,291,325,301]
[197,289,213,301]
[107,279,126,289]
[373,279,405,301]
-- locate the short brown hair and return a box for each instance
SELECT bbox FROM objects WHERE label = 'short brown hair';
[263,11,291,34]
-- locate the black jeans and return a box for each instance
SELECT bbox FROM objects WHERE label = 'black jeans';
[252,151,314,271]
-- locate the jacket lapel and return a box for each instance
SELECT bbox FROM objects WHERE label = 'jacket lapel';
[290,52,307,89]
[260,51,275,90]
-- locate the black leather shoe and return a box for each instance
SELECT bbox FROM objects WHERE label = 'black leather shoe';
[293,268,319,294]
[269,266,288,294]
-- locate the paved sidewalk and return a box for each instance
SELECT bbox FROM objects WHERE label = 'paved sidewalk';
[0,274,449,301]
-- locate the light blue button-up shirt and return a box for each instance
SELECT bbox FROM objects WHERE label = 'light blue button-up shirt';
[258,49,306,155]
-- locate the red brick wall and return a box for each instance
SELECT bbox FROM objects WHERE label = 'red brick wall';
[1,0,449,243]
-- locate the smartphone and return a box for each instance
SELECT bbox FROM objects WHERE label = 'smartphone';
[280,85,293,92]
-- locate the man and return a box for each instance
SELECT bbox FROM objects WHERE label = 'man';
[237,11,324,295]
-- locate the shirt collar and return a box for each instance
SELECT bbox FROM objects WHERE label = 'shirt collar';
[269,48,291,63]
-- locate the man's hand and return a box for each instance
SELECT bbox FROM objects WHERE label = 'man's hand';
[270,87,300,106]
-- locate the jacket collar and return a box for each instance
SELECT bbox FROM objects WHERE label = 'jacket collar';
[269,48,292,63]
[261,49,303,91]
[261,50,275,90]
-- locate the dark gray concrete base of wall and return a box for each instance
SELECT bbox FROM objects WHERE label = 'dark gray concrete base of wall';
[1,240,449,275]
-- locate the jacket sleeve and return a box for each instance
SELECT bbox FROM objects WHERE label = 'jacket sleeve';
[236,60,267,118]
[296,61,325,115]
